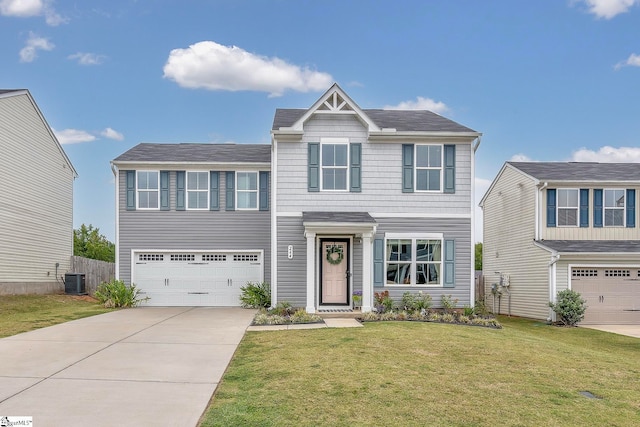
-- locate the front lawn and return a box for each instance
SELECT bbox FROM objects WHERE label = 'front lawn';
[200,317,640,426]
[0,294,111,338]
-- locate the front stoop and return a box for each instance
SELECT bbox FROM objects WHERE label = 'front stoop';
[317,309,361,319]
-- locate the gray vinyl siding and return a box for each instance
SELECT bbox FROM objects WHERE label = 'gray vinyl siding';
[375,217,472,307]
[276,217,307,307]
[482,166,551,320]
[118,171,270,285]
[276,115,472,214]
[0,93,74,292]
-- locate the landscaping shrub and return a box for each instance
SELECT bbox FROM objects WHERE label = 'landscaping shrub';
[549,289,587,326]
[374,290,394,313]
[95,279,148,308]
[440,294,458,313]
[401,291,432,312]
[239,281,271,308]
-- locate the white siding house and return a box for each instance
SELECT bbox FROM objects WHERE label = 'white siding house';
[0,90,77,294]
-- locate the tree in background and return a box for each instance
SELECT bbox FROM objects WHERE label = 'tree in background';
[475,242,482,271]
[74,224,115,262]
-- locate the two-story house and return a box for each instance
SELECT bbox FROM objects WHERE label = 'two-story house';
[481,162,640,324]
[112,84,482,312]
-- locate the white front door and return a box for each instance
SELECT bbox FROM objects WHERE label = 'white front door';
[320,240,349,305]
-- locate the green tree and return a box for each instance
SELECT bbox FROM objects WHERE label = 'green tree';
[73,224,115,262]
[475,242,483,271]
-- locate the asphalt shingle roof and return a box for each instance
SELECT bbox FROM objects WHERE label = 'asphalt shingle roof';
[272,108,476,133]
[302,211,376,224]
[509,162,640,181]
[113,143,271,163]
[537,240,640,253]
[0,89,23,95]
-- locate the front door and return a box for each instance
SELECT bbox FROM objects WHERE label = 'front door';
[320,239,349,305]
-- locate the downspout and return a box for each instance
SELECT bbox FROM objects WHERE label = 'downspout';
[536,182,548,241]
[110,162,120,280]
[270,134,278,308]
[548,251,560,322]
[470,135,481,307]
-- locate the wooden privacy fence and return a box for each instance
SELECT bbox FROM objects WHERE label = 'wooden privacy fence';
[69,256,115,296]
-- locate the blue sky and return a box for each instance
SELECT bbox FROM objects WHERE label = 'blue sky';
[2,0,639,242]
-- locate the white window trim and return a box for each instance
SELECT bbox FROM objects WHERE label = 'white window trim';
[557,188,579,227]
[384,233,444,287]
[414,144,443,193]
[136,170,160,210]
[236,171,259,210]
[604,188,625,227]
[186,171,210,211]
[320,137,349,192]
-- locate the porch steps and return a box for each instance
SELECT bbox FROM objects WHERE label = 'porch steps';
[317,309,362,319]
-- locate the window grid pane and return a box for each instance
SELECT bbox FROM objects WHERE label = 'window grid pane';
[236,172,258,209]
[321,144,348,190]
[415,145,442,191]
[386,238,442,286]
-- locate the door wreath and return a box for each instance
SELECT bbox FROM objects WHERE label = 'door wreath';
[326,244,344,265]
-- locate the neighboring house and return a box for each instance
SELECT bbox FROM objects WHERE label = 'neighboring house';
[0,89,77,294]
[111,143,271,306]
[112,84,482,311]
[480,162,640,324]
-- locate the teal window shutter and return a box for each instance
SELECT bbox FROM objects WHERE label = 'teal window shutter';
[443,145,456,193]
[160,171,169,211]
[259,171,269,211]
[373,238,384,288]
[225,171,235,211]
[443,239,455,288]
[125,170,136,211]
[593,189,603,227]
[402,144,414,193]
[349,143,361,192]
[210,171,219,211]
[579,189,589,227]
[308,143,320,192]
[626,189,635,228]
[176,171,185,211]
[547,189,556,227]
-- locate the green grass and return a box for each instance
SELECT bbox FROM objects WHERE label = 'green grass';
[200,316,640,427]
[0,294,111,338]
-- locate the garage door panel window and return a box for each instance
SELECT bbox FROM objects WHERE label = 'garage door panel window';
[557,189,579,227]
[604,189,625,227]
[237,172,258,209]
[187,172,209,210]
[137,171,159,209]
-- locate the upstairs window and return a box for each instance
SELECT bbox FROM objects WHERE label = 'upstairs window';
[137,171,159,209]
[321,143,348,190]
[604,189,625,226]
[557,189,579,226]
[187,171,209,210]
[415,145,442,191]
[236,172,258,209]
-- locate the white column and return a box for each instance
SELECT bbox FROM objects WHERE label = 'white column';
[361,232,373,313]
[305,231,316,313]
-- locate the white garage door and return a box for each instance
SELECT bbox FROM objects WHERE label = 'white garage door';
[571,267,640,324]
[133,251,263,306]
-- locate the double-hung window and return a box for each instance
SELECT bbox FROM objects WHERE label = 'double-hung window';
[137,171,159,209]
[187,171,209,210]
[557,189,579,226]
[386,235,443,286]
[415,145,442,191]
[604,189,625,226]
[321,141,348,191]
[236,172,258,209]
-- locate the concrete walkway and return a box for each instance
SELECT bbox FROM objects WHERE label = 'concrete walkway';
[0,307,255,427]
[581,324,640,339]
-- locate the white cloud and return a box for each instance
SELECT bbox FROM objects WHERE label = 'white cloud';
[54,128,96,145]
[581,0,638,19]
[509,153,533,162]
[0,0,66,25]
[163,41,333,97]
[101,127,124,141]
[615,53,640,70]
[383,97,449,114]
[571,146,640,162]
[68,52,106,65]
[19,32,54,63]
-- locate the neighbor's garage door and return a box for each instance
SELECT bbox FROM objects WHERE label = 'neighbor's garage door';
[133,251,263,306]
[571,267,640,324]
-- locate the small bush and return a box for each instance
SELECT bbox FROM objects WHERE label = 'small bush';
[290,309,322,324]
[374,290,394,313]
[95,279,148,308]
[239,281,271,308]
[463,305,474,316]
[474,300,490,317]
[401,291,433,312]
[549,289,587,326]
[441,294,458,314]
[270,301,295,317]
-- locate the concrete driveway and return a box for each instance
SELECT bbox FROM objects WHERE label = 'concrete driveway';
[0,307,255,427]
[581,324,640,339]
